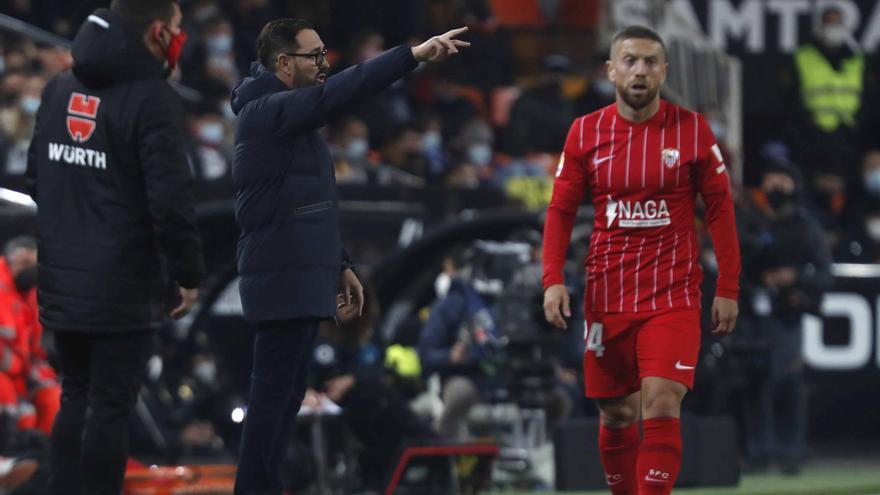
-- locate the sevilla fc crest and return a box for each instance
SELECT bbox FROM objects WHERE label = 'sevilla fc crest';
[661,148,680,169]
[66,93,101,143]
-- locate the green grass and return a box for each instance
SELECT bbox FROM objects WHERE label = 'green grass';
[498,461,880,495]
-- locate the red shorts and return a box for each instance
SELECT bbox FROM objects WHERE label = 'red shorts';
[582,307,701,398]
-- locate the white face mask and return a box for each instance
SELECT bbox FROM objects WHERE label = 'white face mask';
[467,143,492,167]
[197,122,224,145]
[20,96,40,116]
[345,137,369,162]
[820,24,850,48]
[434,272,451,298]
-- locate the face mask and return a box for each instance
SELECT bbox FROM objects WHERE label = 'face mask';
[19,96,39,116]
[205,34,233,55]
[867,218,880,242]
[157,26,188,72]
[197,122,224,145]
[422,132,442,152]
[345,138,368,162]
[13,266,37,293]
[820,25,849,48]
[864,170,880,197]
[434,272,451,298]
[467,143,492,167]
[194,360,217,384]
[766,189,796,211]
[594,78,615,98]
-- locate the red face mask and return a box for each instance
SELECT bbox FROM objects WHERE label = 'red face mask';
[158,26,188,71]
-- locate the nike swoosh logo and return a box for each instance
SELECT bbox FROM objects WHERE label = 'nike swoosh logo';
[605,474,623,485]
[644,475,668,483]
[675,361,695,370]
[592,155,613,166]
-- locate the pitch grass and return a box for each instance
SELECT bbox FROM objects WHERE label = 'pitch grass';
[498,460,880,495]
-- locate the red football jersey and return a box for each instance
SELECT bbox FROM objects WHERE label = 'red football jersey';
[542,100,740,313]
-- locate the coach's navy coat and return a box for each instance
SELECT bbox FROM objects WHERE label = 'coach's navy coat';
[230,44,418,322]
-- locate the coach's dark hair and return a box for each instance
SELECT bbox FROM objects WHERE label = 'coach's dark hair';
[110,0,177,31]
[611,25,667,58]
[257,19,314,70]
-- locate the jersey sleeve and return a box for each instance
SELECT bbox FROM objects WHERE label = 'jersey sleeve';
[542,116,589,289]
[694,114,740,300]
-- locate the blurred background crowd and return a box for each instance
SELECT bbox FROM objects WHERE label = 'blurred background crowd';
[1,0,880,493]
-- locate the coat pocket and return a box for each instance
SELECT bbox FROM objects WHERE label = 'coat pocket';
[294,200,334,216]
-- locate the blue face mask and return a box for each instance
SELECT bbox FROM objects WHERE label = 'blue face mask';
[467,144,492,167]
[20,96,40,116]
[205,34,233,55]
[422,132,442,152]
[865,170,880,197]
[197,122,224,145]
[345,138,369,162]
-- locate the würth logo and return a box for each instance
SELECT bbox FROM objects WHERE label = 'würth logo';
[66,93,101,143]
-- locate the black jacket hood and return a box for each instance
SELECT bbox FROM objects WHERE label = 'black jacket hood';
[72,9,166,88]
[230,61,288,115]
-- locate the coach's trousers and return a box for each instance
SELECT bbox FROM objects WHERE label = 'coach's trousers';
[234,318,319,495]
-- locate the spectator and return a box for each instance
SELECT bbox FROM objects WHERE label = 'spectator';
[448,117,494,185]
[375,124,427,186]
[309,301,434,492]
[338,29,414,146]
[418,260,501,439]
[574,53,616,115]
[201,16,239,89]
[187,105,233,201]
[506,54,576,156]
[1,74,45,193]
[784,4,872,179]
[740,162,832,474]
[327,115,370,184]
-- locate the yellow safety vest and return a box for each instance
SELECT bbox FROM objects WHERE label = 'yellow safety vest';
[794,45,864,132]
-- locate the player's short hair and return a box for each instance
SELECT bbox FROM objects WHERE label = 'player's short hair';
[257,19,315,70]
[3,236,36,259]
[611,25,667,59]
[110,0,177,32]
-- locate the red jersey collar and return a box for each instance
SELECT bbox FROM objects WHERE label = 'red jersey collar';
[613,99,667,127]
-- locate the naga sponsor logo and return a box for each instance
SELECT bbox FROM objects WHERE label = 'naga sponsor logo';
[606,195,670,228]
[47,142,107,169]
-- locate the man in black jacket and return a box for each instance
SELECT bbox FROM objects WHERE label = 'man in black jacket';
[230,19,468,494]
[740,162,832,474]
[25,1,205,494]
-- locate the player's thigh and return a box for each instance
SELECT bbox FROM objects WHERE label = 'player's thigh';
[583,312,640,399]
[636,308,701,389]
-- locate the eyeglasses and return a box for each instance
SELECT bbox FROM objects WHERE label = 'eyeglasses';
[284,47,328,66]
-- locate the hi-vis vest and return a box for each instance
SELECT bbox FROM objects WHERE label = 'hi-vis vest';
[795,45,864,132]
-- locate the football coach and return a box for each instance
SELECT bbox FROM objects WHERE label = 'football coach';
[230,18,469,494]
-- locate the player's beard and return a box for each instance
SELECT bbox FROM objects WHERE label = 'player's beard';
[619,83,659,111]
